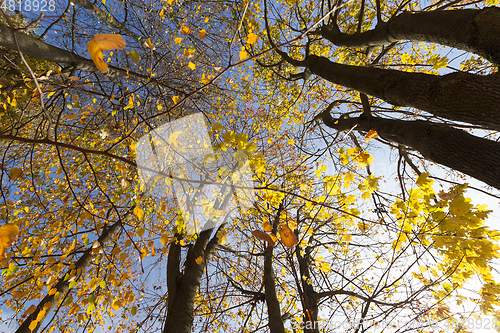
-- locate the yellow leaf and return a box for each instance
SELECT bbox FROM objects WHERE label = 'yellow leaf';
[201,73,209,84]
[239,49,248,60]
[174,37,183,44]
[87,34,125,73]
[198,29,207,39]
[128,50,141,64]
[181,24,191,35]
[188,62,196,70]
[159,9,165,20]
[144,38,155,51]
[195,256,203,265]
[247,32,258,44]
[262,219,273,232]
[134,206,144,220]
[172,96,180,104]
[112,300,121,311]
[183,49,191,58]
[157,104,163,111]
[0,224,19,259]
[365,129,378,143]
[29,320,38,331]
[137,227,145,237]
[160,234,169,246]
[279,224,298,248]
[167,0,174,4]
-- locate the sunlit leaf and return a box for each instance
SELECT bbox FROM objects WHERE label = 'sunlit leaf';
[251,230,275,246]
[0,224,19,259]
[87,34,125,73]
[279,224,298,248]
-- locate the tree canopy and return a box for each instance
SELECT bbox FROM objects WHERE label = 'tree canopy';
[0,0,500,332]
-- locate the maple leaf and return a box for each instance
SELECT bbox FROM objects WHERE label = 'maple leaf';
[0,223,19,258]
[279,224,298,248]
[87,34,126,73]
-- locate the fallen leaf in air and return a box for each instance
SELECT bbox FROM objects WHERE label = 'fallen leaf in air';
[198,29,207,39]
[251,230,275,246]
[365,129,378,143]
[0,223,19,258]
[87,34,126,73]
[279,224,298,248]
[195,256,203,265]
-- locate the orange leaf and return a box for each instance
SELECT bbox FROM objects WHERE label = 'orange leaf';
[365,129,378,143]
[279,224,298,248]
[181,24,191,35]
[251,230,274,246]
[87,34,125,73]
[0,223,19,258]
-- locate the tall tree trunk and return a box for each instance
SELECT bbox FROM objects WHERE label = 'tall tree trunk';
[16,220,123,333]
[318,7,500,66]
[293,54,500,131]
[319,112,500,189]
[163,226,222,333]
[263,245,286,333]
[295,246,319,333]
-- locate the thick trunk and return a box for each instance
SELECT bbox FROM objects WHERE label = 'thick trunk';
[163,227,221,333]
[319,7,500,66]
[264,245,286,333]
[320,113,500,189]
[16,220,122,333]
[304,55,500,131]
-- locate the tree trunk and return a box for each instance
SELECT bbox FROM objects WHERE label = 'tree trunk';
[163,227,222,333]
[319,113,500,189]
[319,7,500,66]
[301,54,500,131]
[264,245,286,333]
[295,246,319,333]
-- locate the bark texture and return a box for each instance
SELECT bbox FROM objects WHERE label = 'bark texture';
[163,227,222,333]
[319,7,500,66]
[303,55,500,131]
[264,245,286,333]
[320,113,500,189]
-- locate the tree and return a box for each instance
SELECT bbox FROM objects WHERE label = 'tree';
[254,1,500,189]
[1,0,500,332]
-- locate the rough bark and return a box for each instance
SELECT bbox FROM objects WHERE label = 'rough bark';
[318,7,500,66]
[16,220,123,333]
[163,226,222,333]
[319,113,500,189]
[298,54,500,131]
[264,245,286,333]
